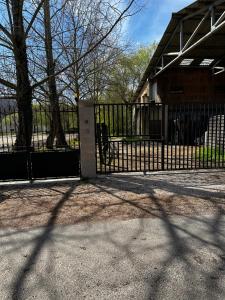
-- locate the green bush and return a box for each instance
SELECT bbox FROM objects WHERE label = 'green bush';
[198,147,225,162]
[69,138,79,148]
[121,136,143,143]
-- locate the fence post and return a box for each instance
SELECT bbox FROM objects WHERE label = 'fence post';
[164,105,168,142]
[78,100,97,178]
[161,104,166,171]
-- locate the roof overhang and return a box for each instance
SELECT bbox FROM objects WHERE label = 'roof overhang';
[134,0,225,101]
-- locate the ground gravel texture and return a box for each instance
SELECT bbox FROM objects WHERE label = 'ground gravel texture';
[0,170,225,229]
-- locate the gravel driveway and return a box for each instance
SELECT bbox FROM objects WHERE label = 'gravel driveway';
[0,169,225,229]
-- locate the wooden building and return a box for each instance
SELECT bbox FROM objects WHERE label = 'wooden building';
[134,0,225,145]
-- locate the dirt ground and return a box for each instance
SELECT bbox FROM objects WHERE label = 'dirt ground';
[0,170,225,229]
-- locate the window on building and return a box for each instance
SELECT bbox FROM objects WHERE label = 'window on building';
[180,59,194,66]
[200,59,214,66]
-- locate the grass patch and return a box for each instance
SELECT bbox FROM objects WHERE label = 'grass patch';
[69,138,80,148]
[121,136,143,143]
[198,147,225,162]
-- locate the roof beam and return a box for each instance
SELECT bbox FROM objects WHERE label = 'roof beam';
[180,21,184,51]
[154,17,225,78]
[213,66,225,75]
[154,1,225,77]
[211,6,216,28]
[163,52,180,56]
[212,54,225,75]
[133,0,225,102]
[182,10,209,52]
[182,0,225,21]
[214,10,225,26]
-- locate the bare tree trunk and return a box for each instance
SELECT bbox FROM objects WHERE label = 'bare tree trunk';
[11,0,33,151]
[44,0,67,149]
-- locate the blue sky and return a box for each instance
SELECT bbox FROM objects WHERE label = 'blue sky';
[126,0,194,45]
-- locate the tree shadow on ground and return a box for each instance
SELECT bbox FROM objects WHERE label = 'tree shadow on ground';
[1,172,225,299]
[0,192,7,204]
[95,174,225,300]
[6,181,121,300]
[11,184,77,300]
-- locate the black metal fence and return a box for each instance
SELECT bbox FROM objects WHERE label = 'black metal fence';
[0,105,80,180]
[0,105,79,152]
[95,103,225,174]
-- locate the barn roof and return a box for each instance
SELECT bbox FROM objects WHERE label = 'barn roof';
[134,0,225,101]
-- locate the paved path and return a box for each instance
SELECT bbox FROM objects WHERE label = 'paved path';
[1,215,225,300]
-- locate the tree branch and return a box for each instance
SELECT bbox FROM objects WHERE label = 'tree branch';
[25,0,45,37]
[32,0,135,89]
[6,0,13,34]
[0,23,12,40]
[0,42,13,50]
[0,77,16,90]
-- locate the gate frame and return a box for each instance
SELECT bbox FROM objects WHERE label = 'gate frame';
[94,102,225,175]
[0,105,81,182]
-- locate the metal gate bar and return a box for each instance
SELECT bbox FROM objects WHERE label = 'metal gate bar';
[95,103,225,174]
[0,105,80,181]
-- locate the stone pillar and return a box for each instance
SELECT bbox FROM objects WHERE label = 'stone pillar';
[79,100,96,178]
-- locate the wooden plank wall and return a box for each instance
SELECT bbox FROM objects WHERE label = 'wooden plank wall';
[157,68,225,104]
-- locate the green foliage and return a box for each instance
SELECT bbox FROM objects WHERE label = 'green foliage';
[69,138,80,148]
[102,43,157,104]
[122,136,143,143]
[95,105,133,136]
[0,113,18,134]
[34,107,78,132]
[33,110,49,131]
[198,147,225,162]
[2,113,17,126]
[1,104,78,134]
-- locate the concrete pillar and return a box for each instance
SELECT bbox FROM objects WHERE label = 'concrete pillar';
[79,100,96,178]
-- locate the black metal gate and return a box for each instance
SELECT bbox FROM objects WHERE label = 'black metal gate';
[95,103,225,174]
[0,105,80,181]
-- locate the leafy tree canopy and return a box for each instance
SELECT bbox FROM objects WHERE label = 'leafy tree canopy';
[102,43,157,103]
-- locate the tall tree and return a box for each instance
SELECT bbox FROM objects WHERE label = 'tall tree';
[0,0,45,150]
[11,0,33,150]
[43,0,67,148]
[56,0,124,103]
[31,0,136,90]
[0,0,136,149]
[104,44,157,103]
